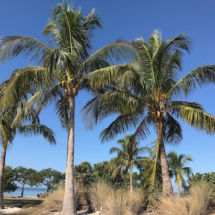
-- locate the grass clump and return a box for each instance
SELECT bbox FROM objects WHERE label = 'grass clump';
[155,182,212,215]
[89,180,146,215]
[13,185,88,215]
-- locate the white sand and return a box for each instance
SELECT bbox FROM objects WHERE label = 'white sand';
[0,207,22,214]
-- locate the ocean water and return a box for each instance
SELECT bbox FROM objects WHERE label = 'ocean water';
[4,187,47,197]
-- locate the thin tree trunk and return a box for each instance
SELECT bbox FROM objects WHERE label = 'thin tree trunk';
[157,122,173,197]
[21,182,25,197]
[61,90,76,215]
[0,147,6,209]
[178,184,180,197]
[130,166,133,192]
[47,187,49,198]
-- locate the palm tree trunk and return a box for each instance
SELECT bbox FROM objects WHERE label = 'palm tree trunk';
[157,122,173,197]
[178,184,180,197]
[21,182,25,197]
[61,90,76,215]
[0,147,6,209]
[130,165,133,192]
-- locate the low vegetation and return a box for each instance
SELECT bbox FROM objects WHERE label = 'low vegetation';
[155,182,212,215]
[89,181,146,215]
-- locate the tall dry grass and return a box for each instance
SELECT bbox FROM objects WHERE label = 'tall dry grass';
[155,182,212,215]
[13,185,88,215]
[89,181,146,215]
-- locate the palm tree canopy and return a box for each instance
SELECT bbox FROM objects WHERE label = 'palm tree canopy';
[108,135,148,178]
[0,1,138,131]
[82,30,215,143]
[167,151,193,185]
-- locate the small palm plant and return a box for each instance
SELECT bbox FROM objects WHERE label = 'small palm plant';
[82,31,215,196]
[108,135,148,192]
[167,151,193,197]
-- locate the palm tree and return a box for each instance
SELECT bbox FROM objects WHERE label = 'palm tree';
[0,101,55,208]
[0,2,136,213]
[74,161,93,188]
[82,31,215,196]
[167,151,193,197]
[108,135,147,192]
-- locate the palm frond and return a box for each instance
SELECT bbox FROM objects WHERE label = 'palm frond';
[100,113,143,142]
[0,66,52,109]
[162,113,182,144]
[79,40,138,76]
[0,36,51,63]
[18,124,56,144]
[167,65,215,98]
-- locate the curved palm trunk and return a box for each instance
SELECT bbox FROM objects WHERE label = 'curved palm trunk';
[0,147,6,209]
[61,92,76,215]
[130,166,133,192]
[21,182,25,197]
[157,122,173,197]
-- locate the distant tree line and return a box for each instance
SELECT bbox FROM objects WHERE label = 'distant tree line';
[4,167,63,197]
[4,146,196,198]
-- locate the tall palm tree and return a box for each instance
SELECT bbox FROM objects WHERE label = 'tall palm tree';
[167,151,193,197]
[108,135,147,192]
[82,31,215,196]
[0,101,55,208]
[0,2,137,213]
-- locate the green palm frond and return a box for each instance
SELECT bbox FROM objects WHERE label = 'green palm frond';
[0,36,51,63]
[79,40,138,76]
[177,107,215,133]
[18,124,56,144]
[0,66,52,108]
[167,65,215,98]
[162,113,182,144]
[100,113,143,142]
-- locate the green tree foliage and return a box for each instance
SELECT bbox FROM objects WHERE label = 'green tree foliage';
[187,172,215,188]
[74,162,93,188]
[92,161,131,190]
[167,151,193,196]
[36,168,63,196]
[108,135,148,192]
[83,30,215,196]
[14,166,37,197]
[0,101,56,208]
[3,166,17,193]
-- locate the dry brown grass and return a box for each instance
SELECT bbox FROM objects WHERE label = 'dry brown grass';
[12,185,88,215]
[89,181,146,215]
[155,182,212,215]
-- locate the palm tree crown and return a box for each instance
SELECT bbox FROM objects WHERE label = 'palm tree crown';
[108,135,147,192]
[83,30,215,196]
[167,151,193,196]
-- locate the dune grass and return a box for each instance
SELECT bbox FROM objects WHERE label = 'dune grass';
[155,182,212,215]
[89,181,146,215]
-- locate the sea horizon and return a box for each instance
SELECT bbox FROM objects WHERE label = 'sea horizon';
[4,187,47,197]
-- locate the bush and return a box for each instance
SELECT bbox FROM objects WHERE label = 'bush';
[89,180,146,215]
[155,182,212,215]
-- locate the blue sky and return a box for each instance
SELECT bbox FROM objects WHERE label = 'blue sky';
[1,0,215,191]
